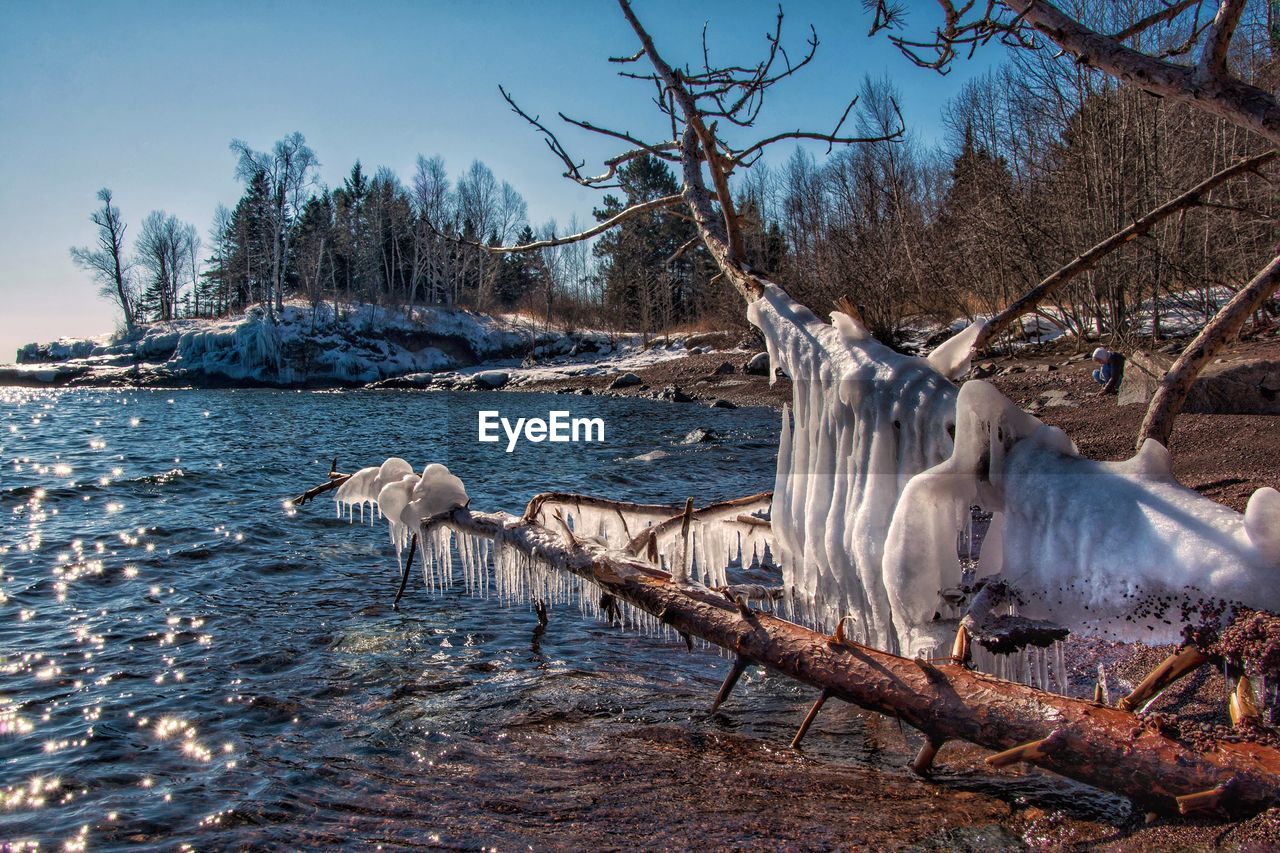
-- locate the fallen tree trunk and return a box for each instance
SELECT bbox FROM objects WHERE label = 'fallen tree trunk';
[426,504,1280,818]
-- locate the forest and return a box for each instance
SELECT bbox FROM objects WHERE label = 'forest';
[72,1,1279,351]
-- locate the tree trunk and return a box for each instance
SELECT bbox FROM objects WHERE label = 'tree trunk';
[423,506,1280,817]
[1138,253,1280,450]
[1004,0,1280,148]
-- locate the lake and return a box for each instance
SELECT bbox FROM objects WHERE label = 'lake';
[0,387,1130,847]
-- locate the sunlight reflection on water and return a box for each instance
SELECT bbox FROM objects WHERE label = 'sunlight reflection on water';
[0,387,812,847]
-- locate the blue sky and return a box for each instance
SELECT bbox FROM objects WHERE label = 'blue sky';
[0,0,1004,359]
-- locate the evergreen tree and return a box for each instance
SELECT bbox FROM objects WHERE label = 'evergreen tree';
[592,155,707,331]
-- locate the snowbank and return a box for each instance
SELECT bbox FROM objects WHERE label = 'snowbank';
[7,302,632,387]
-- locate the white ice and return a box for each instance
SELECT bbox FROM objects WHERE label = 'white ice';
[746,281,1280,660]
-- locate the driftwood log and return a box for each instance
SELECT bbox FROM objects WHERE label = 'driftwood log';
[396,499,1277,816]
[438,505,1280,815]
[290,472,1280,814]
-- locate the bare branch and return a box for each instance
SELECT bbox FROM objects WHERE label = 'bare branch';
[556,113,680,162]
[1110,0,1199,43]
[498,86,598,187]
[1140,252,1280,450]
[1197,0,1246,82]
[1002,0,1280,147]
[731,97,905,164]
[972,150,1277,352]
[665,235,703,266]
[609,48,645,63]
[429,193,684,254]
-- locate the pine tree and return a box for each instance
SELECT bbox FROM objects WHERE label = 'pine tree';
[592,155,707,331]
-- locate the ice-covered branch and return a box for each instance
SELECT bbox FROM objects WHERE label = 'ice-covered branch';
[297,470,1280,815]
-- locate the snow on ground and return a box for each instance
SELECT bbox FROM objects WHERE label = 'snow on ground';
[901,285,1260,352]
[6,301,726,387]
[418,335,722,390]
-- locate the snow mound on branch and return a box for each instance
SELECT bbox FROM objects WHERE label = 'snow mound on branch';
[748,281,1280,658]
[748,283,959,651]
[336,458,468,540]
[404,464,470,525]
[884,378,1280,656]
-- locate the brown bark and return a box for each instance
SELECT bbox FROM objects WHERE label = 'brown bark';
[973,151,1277,352]
[1138,252,1280,451]
[1115,646,1210,713]
[427,506,1280,816]
[290,472,351,506]
[1005,0,1280,148]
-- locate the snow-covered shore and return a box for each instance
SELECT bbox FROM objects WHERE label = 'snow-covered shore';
[1,301,745,390]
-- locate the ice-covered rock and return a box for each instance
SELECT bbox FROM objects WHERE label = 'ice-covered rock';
[608,372,643,389]
[743,352,771,375]
[472,370,510,389]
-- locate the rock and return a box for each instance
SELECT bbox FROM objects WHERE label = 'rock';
[608,372,643,390]
[135,331,181,360]
[972,361,998,378]
[576,387,593,395]
[712,361,735,376]
[1123,348,1280,414]
[710,399,737,409]
[1034,363,1058,373]
[657,385,694,403]
[1041,389,1074,408]
[744,352,771,375]
[685,331,734,350]
[472,370,509,389]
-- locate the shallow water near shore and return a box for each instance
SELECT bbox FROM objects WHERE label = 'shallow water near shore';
[0,387,1130,848]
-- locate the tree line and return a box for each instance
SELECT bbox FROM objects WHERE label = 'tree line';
[71,133,720,335]
[73,13,1278,345]
[741,46,1277,347]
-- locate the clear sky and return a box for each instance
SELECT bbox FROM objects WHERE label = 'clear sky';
[0,0,1004,361]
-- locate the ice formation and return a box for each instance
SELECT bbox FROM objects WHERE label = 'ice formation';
[334,457,414,523]
[329,282,1279,679]
[401,464,470,527]
[884,379,1280,656]
[746,282,1280,660]
[525,494,776,588]
[747,284,965,650]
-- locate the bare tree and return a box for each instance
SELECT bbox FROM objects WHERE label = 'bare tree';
[231,132,318,319]
[410,155,452,311]
[868,0,1280,446]
[135,211,198,322]
[70,188,137,331]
